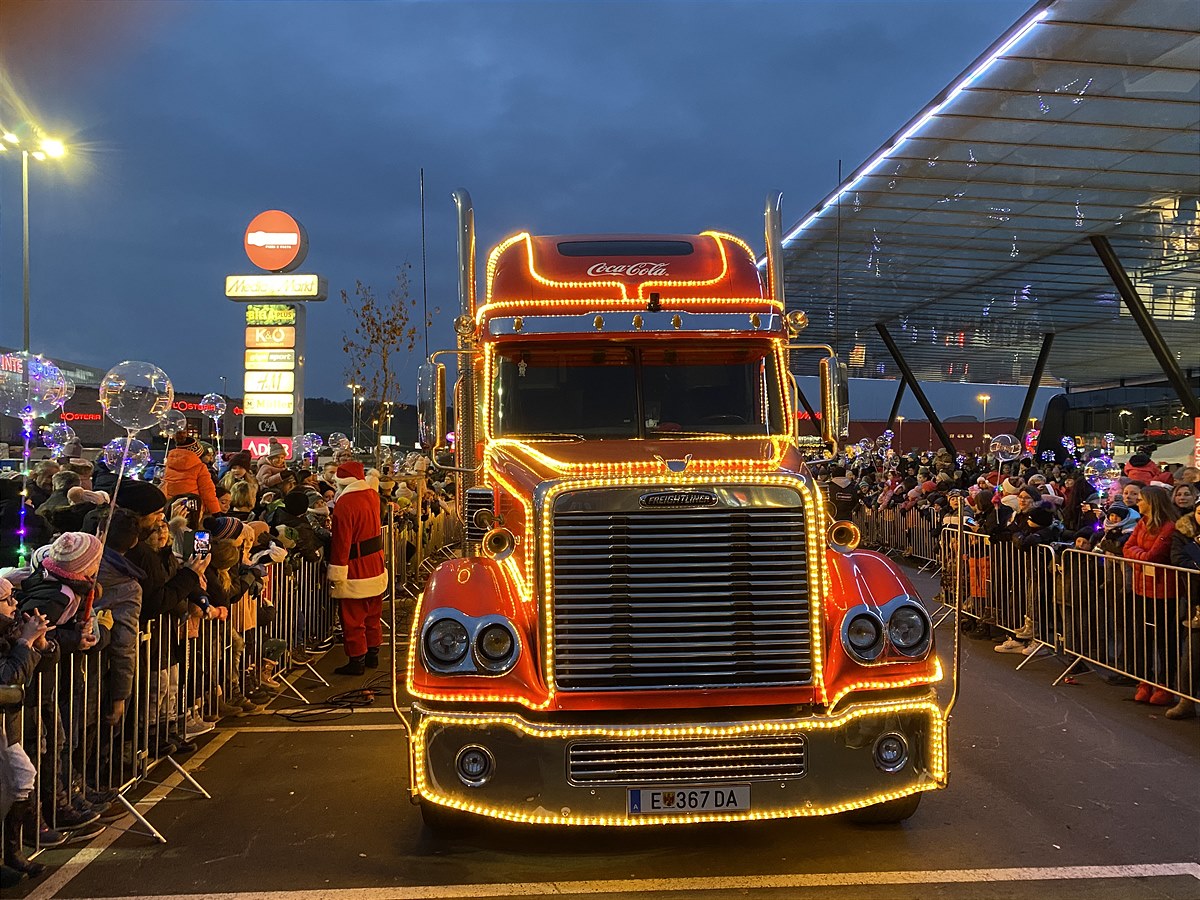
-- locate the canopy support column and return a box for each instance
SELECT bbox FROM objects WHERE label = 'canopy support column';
[795,384,822,437]
[1014,332,1054,437]
[886,380,906,430]
[1090,234,1200,418]
[875,322,956,455]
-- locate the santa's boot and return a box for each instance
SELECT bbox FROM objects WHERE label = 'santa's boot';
[334,655,366,676]
[364,647,380,669]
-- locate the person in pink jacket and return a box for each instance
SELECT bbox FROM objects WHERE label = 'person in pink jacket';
[327,462,388,676]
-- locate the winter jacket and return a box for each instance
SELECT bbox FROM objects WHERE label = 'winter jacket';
[48,501,103,536]
[328,479,388,600]
[96,549,146,702]
[1122,519,1177,599]
[0,617,59,745]
[1123,459,1167,486]
[264,507,323,562]
[828,476,862,522]
[256,459,289,488]
[35,488,74,519]
[16,568,97,653]
[161,448,221,515]
[125,543,200,623]
[1170,514,1200,572]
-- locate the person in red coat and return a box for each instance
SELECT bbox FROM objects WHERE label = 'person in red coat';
[328,461,388,675]
[1122,485,1180,706]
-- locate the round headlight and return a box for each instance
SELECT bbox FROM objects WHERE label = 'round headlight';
[425,618,469,665]
[477,623,515,663]
[888,606,929,653]
[846,614,883,654]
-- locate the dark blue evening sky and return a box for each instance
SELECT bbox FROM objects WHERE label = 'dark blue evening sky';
[0,0,1034,417]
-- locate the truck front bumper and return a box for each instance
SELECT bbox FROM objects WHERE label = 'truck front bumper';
[411,695,946,825]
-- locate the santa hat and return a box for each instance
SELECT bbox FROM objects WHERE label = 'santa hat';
[44,532,104,583]
[336,461,365,486]
[1001,478,1021,495]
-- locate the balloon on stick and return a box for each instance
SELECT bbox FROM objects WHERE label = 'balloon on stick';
[98,361,174,539]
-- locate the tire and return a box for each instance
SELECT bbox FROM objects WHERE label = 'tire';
[844,792,922,825]
[419,800,476,837]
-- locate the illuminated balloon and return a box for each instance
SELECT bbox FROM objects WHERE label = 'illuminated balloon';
[0,353,68,421]
[158,408,188,438]
[301,432,324,453]
[1041,450,1056,462]
[99,361,174,432]
[200,393,227,421]
[1023,429,1039,454]
[42,423,76,454]
[881,429,894,444]
[328,432,351,452]
[1060,435,1077,454]
[103,437,151,473]
[988,433,1021,463]
[1083,454,1121,493]
[60,378,76,405]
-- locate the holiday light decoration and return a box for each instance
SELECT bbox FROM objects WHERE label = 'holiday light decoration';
[410,698,946,825]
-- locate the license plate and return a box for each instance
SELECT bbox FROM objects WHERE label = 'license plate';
[627,784,751,815]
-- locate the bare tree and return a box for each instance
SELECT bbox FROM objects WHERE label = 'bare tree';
[341,264,433,462]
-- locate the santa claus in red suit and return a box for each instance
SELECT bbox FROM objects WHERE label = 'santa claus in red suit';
[328,461,389,675]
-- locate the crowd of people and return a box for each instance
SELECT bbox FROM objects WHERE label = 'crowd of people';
[0,434,456,885]
[828,448,1200,722]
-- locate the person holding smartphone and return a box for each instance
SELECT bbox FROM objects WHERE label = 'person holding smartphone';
[161,435,221,515]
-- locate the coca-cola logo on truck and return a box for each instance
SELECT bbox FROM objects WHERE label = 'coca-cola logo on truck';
[586,262,670,277]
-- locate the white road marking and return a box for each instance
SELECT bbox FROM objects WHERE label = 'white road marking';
[227,723,407,733]
[27,731,236,900]
[51,862,1200,899]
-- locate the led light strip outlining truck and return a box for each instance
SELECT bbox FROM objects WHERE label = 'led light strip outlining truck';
[394,191,956,831]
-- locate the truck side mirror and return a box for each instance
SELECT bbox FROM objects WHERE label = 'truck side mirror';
[417,362,447,452]
[819,357,850,446]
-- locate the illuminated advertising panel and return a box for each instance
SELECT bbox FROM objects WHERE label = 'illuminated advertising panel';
[244,349,296,370]
[244,371,296,394]
[245,326,296,349]
[244,393,295,416]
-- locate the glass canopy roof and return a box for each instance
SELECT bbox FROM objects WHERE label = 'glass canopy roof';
[777,0,1199,387]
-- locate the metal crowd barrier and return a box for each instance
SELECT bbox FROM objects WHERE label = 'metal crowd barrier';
[855,506,942,573]
[2,503,463,860]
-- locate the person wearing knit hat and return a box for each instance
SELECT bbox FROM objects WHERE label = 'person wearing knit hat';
[44,532,104,583]
[114,480,167,517]
[256,440,290,488]
[203,515,246,543]
[161,434,221,516]
[219,450,257,493]
[327,460,387,675]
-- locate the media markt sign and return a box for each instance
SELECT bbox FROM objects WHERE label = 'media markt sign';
[227,210,322,457]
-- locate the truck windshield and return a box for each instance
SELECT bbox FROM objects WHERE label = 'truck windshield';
[493,340,786,439]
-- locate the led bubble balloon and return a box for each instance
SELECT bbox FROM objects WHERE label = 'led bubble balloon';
[103,437,151,473]
[42,423,76,454]
[99,361,174,432]
[0,353,68,421]
[881,429,894,444]
[329,432,351,452]
[1060,435,1077,455]
[1083,454,1120,493]
[988,433,1021,463]
[200,393,227,420]
[1041,450,1056,462]
[301,433,323,453]
[158,408,188,438]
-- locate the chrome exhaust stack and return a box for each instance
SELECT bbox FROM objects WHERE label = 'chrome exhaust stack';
[452,189,478,502]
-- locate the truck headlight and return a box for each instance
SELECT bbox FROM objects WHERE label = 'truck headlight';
[476,621,518,671]
[887,606,931,656]
[425,618,469,665]
[844,613,884,661]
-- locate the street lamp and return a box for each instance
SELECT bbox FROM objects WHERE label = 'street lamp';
[896,415,904,450]
[347,382,363,447]
[1119,409,1132,439]
[976,393,991,449]
[1,129,67,352]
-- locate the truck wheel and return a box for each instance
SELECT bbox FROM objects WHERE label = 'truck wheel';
[844,792,922,825]
[419,800,475,837]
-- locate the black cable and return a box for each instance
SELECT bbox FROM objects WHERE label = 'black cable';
[271,672,394,723]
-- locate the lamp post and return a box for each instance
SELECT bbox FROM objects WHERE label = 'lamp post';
[347,382,363,448]
[976,393,991,450]
[2,131,67,352]
[896,415,904,451]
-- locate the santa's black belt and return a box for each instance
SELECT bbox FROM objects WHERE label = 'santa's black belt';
[349,535,384,560]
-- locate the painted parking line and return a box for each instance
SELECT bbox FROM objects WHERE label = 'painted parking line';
[52,862,1200,900]
[27,731,236,900]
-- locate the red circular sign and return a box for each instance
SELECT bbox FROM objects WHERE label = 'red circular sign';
[244,210,308,272]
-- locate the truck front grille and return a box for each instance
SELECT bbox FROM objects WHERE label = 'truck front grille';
[551,493,811,691]
[568,734,807,785]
